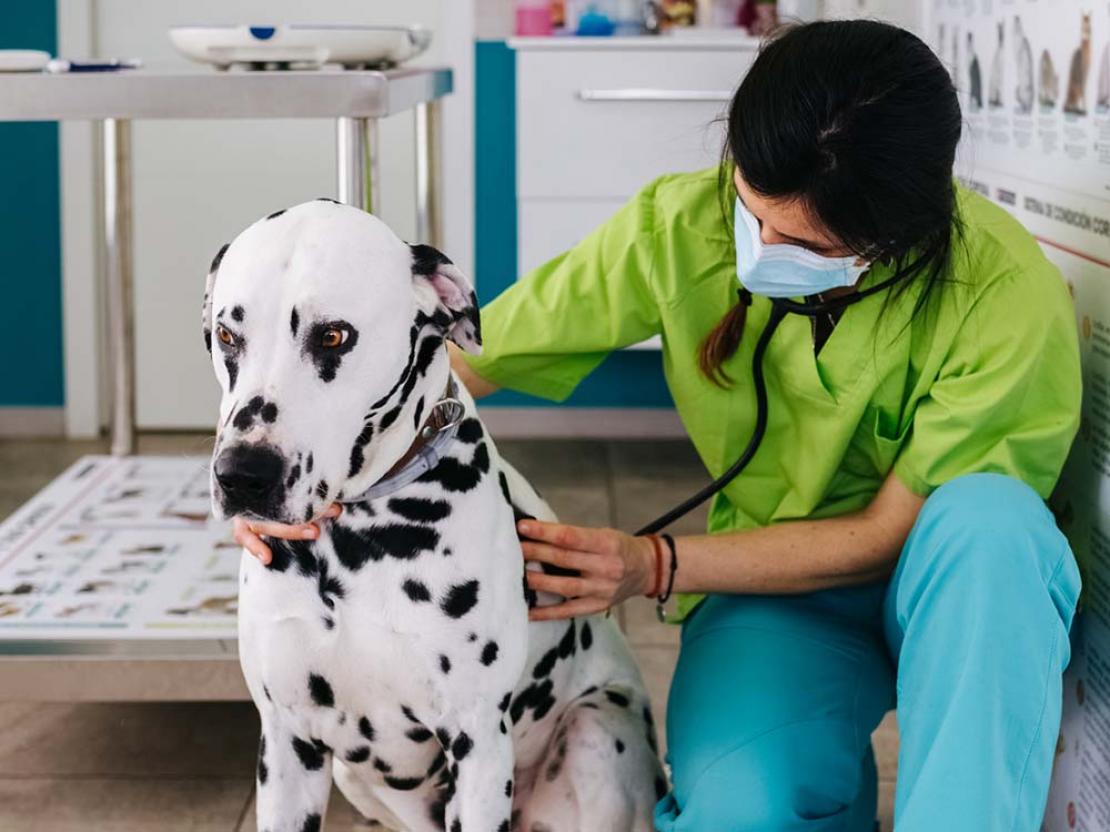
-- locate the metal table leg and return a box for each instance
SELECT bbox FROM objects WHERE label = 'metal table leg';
[414,100,443,248]
[102,118,135,457]
[335,116,379,213]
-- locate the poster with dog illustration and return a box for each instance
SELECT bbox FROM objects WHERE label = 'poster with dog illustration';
[928,1,1110,829]
[0,456,239,639]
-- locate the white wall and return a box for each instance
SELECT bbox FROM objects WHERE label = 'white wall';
[61,1,474,433]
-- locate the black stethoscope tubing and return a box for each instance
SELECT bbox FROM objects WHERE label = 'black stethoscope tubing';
[634,270,908,537]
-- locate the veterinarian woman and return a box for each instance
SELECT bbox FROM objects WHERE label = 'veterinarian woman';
[238,20,1082,832]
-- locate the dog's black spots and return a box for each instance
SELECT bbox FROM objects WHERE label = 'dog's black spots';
[642,704,654,726]
[345,746,371,764]
[373,757,392,773]
[260,402,278,423]
[379,404,403,431]
[498,692,511,712]
[389,497,452,524]
[384,774,424,791]
[581,620,593,651]
[230,305,244,322]
[266,208,286,220]
[412,333,444,380]
[333,523,441,571]
[224,357,239,391]
[407,725,434,743]
[580,702,599,710]
[467,632,477,642]
[268,538,316,577]
[370,326,420,411]
[300,814,322,832]
[498,470,512,504]
[605,690,630,708]
[412,396,425,429]
[440,580,479,619]
[558,621,577,659]
[348,422,375,478]
[308,673,334,707]
[614,738,625,754]
[510,678,556,725]
[472,442,490,474]
[292,736,327,771]
[532,646,558,680]
[450,820,461,832]
[290,307,300,337]
[266,540,292,573]
[480,640,499,666]
[285,464,301,490]
[316,196,340,204]
[323,616,334,629]
[210,242,230,274]
[456,418,484,445]
[306,453,314,474]
[418,456,482,493]
[401,704,420,723]
[402,578,432,603]
[443,547,453,557]
[450,761,459,780]
[505,779,513,798]
[315,480,329,500]
[263,685,272,702]
[498,821,510,832]
[232,408,253,432]
[411,242,454,273]
[450,732,473,761]
[358,716,376,742]
[654,776,668,800]
[317,558,345,610]
[439,654,451,674]
[257,735,268,785]
[425,748,448,779]
[304,321,359,383]
[203,328,212,352]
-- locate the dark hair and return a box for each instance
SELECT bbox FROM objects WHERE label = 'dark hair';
[700,19,963,385]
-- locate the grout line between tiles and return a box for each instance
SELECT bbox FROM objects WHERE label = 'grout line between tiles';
[233,782,255,832]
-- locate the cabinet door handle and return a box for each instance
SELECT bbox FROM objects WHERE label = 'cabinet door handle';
[577,88,733,103]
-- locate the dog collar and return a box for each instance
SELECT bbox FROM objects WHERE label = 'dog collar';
[339,378,465,504]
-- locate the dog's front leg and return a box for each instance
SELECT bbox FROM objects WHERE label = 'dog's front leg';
[442,708,514,832]
[255,716,334,832]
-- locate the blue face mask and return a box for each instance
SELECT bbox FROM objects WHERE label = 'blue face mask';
[734,197,868,298]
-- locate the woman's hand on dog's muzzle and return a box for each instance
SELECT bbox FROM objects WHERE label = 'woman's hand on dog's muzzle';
[232,503,343,565]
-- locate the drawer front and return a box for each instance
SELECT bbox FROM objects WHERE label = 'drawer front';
[518,198,625,275]
[516,48,757,199]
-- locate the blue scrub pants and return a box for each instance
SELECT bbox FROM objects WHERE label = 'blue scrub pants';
[654,473,1081,832]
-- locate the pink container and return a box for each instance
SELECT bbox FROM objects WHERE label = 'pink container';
[515,2,554,36]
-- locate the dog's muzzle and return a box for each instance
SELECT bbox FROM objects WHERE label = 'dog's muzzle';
[213,444,285,517]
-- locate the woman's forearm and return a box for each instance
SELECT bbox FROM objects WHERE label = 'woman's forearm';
[668,473,924,595]
[448,342,500,399]
[670,512,899,596]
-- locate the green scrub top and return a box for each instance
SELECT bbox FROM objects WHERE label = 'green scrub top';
[464,168,1082,620]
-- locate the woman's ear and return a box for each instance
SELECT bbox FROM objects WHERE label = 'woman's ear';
[410,243,482,354]
[202,242,229,353]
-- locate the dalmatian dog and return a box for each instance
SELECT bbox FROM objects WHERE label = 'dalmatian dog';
[203,199,665,832]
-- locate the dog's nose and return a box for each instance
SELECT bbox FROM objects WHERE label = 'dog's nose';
[214,445,284,508]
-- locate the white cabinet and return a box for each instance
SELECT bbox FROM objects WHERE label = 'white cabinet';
[512,36,759,277]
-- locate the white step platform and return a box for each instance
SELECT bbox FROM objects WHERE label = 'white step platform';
[0,456,249,702]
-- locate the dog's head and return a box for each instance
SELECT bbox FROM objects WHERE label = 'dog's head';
[203,199,480,524]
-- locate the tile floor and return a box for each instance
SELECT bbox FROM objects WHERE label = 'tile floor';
[0,434,898,831]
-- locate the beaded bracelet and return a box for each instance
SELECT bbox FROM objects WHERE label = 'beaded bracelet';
[655,533,678,622]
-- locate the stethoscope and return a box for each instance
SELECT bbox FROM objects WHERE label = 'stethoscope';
[634,269,911,537]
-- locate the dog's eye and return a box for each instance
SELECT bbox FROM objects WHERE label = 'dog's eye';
[321,328,348,349]
[216,325,235,347]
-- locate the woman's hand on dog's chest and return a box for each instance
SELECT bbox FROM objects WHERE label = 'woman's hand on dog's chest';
[518,519,655,621]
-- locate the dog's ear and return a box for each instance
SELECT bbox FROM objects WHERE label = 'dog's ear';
[202,243,229,353]
[410,244,482,355]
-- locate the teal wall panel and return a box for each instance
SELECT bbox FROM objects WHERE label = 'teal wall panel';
[0,6,62,406]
